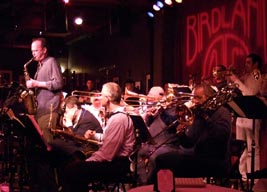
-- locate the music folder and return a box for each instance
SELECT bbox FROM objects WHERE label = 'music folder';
[129,115,154,145]
[227,96,267,119]
[227,95,267,191]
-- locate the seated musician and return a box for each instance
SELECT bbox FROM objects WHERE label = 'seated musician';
[82,91,105,127]
[137,86,180,185]
[154,83,232,185]
[61,82,135,192]
[50,95,102,160]
[78,78,99,104]
[141,86,166,126]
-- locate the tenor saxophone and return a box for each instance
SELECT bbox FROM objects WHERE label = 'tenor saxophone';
[22,57,37,115]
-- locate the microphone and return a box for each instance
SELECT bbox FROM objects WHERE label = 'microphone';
[98,65,116,72]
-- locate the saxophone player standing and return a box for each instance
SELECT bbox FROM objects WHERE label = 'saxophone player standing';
[26,37,64,144]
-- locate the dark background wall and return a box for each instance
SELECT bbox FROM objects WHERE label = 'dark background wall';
[67,15,151,92]
[1,0,267,92]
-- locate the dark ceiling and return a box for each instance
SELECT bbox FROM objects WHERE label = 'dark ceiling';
[0,0,152,49]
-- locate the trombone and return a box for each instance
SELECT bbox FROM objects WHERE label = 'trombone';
[71,90,101,104]
[123,87,193,108]
[71,90,101,97]
[124,87,166,103]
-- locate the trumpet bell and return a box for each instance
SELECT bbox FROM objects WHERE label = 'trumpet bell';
[123,87,148,107]
[176,104,194,124]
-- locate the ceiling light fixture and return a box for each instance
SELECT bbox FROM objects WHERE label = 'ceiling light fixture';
[156,1,164,8]
[164,0,173,5]
[147,11,155,18]
[74,17,83,25]
[63,0,69,4]
[153,4,161,11]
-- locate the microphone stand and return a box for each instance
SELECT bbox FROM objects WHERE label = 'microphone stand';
[249,119,256,191]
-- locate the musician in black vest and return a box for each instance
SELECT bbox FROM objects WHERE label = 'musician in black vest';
[155,83,232,182]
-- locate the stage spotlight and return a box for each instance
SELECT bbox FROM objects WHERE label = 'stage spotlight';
[147,11,155,18]
[175,0,182,3]
[153,4,161,11]
[156,1,164,8]
[74,17,83,25]
[165,0,173,5]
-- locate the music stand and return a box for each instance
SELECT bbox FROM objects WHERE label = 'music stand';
[227,96,267,191]
[129,115,154,145]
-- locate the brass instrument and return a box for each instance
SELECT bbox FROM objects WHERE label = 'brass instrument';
[71,90,101,97]
[24,57,34,81]
[71,90,101,104]
[176,83,239,129]
[51,128,99,158]
[51,128,100,146]
[23,57,37,115]
[124,87,167,102]
[124,87,147,100]
[166,84,193,102]
[123,85,194,118]
[124,87,166,107]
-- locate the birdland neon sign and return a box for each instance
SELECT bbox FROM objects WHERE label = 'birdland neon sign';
[185,0,266,79]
